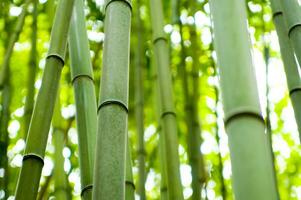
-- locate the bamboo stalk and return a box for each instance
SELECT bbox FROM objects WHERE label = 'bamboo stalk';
[0,0,31,88]
[134,0,146,199]
[149,0,183,198]
[52,99,69,200]
[68,0,97,199]
[210,0,278,199]
[15,0,75,199]
[23,0,38,138]
[270,0,301,142]
[92,0,132,199]
[125,139,135,200]
[280,0,301,70]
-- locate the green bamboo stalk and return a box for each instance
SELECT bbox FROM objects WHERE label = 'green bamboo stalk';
[270,0,301,141]
[152,53,168,200]
[37,174,52,200]
[15,0,75,199]
[0,0,31,88]
[149,0,183,198]
[280,0,301,69]
[210,0,278,199]
[23,0,38,138]
[125,139,135,200]
[178,22,203,200]
[68,0,97,199]
[92,0,132,199]
[189,25,207,200]
[0,61,11,200]
[134,0,146,199]
[52,100,69,200]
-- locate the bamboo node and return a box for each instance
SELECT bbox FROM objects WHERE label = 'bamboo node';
[46,53,65,65]
[272,11,282,19]
[105,0,132,12]
[161,111,177,118]
[288,23,301,38]
[224,107,263,126]
[289,86,301,96]
[153,36,167,44]
[23,153,44,165]
[71,74,94,84]
[81,184,93,197]
[98,99,128,113]
[125,180,135,189]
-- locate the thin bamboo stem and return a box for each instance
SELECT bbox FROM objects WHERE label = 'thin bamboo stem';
[92,0,132,199]
[68,0,97,199]
[125,139,135,200]
[134,0,146,198]
[271,0,301,142]
[149,0,184,198]
[15,0,75,199]
[23,0,38,139]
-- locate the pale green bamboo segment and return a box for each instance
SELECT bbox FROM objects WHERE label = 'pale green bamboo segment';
[24,0,38,138]
[149,0,183,199]
[0,0,31,88]
[125,139,135,200]
[52,100,69,200]
[152,55,168,200]
[92,0,132,199]
[69,0,97,199]
[210,0,278,199]
[15,0,75,199]
[280,0,301,69]
[134,0,146,199]
[271,0,301,140]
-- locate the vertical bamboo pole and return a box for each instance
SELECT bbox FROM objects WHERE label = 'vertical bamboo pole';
[280,0,301,70]
[52,100,69,200]
[149,0,184,198]
[92,0,132,199]
[134,0,146,199]
[271,0,301,141]
[125,138,135,200]
[15,0,75,199]
[24,0,38,138]
[210,0,278,199]
[68,0,97,199]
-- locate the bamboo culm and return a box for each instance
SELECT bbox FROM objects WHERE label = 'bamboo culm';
[271,0,301,142]
[125,139,135,200]
[69,0,97,199]
[210,0,278,199]
[280,0,301,71]
[149,0,184,198]
[134,0,146,198]
[23,0,38,138]
[92,0,132,199]
[52,99,69,200]
[15,0,75,199]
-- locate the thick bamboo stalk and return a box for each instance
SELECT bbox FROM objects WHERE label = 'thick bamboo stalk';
[270,0,301,141]
[149,0,183,198]
[15,0,75,199]
[92,0,132,199]
[210,0,278,199]
[52,100,69,200]
[23,0,38,138]
[134,0,146,199]
[125,139,135,200]
[0,0,30,88]
[68,0,97,199]
[280,0,301,70]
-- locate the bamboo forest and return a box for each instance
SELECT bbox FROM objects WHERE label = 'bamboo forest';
[2,0,301,199]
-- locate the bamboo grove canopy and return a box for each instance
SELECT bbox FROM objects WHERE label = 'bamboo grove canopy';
[2,0,301,199]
